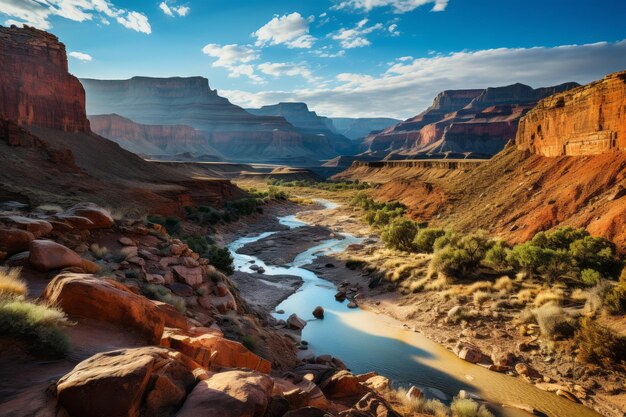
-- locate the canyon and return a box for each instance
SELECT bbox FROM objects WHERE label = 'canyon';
[362,82,579,160]
[248,102,355,155]
[1,21,625,417]
[339,71,626,250]
[88,114,222,160]
[81,77,342,163]
[0,25,242,215]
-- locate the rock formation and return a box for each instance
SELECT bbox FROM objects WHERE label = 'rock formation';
[0,26,243,214]
[89,114,222,159]
[516,71,626,156]
[363,83,579,159]
[0,25,89,132]
[248,102,354,154]
[81,77,339,163]
[330,117,402,140]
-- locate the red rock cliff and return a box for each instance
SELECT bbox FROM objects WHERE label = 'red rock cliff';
[0,25,89,133]
[516,71,626,156]
[88,114,220,157]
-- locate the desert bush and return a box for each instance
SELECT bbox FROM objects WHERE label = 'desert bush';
[432,233,493,278]
[139,282,186,313]
[532,303,576,340]
[569,235,620,277]
[0,267,26,299]
[206,245,234,275]
[241,335,257,351]
[605,268,626,314]
[493,276,514,292]
[483,241,511,271]
[540,249,575,282]
[530,227,588,251]
[473,291,492,306]
[585,282,612,315]
[450,397,494,417]
[146,215,182,235]
[516,288,537,303]
[413,228,445,253]
[182,234,210,254]
[89,243,110,260]
[507,243,551,276]
[391,388,449,417]
[447,305,475,324]
[381,218,419,252]
[580,269,602,287]
[533,289,564,307]
[575,317,626,366]
[0,299,70,357]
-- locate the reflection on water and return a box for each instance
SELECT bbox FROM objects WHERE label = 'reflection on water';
[228,201,599,417]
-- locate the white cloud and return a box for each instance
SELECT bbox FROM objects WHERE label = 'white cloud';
[0,0,152,33]
[220,40,626,119]
[333,0,448,13]
[202,43,263,83]
[254,12,316,49]
[332,19,383,49]
[116,11,151,34]
[312,47,346,58]
[388,23,399,36]
[258,62,316,82]
[159,1,189,17]
[68,51,92,61]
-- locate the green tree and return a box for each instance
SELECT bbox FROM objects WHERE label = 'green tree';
[381,218,419,252]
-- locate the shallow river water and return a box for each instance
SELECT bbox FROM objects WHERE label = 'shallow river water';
[228,200,599,417]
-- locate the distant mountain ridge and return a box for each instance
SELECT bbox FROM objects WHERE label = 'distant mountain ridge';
[247,102,355,155]
[362,82,580,159]
[81,78,347,163]
[330,117,402,140]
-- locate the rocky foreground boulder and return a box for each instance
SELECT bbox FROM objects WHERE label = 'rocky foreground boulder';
[42,273,170,343]
[56,347,195,417]
[177,370,274,417]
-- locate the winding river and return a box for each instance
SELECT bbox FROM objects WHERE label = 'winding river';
[228,200,599,417]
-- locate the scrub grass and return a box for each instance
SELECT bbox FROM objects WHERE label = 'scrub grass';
[0,267,27,299]
[0,299,71,357]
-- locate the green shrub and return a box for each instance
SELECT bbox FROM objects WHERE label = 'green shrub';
[569,236,620,277]
[241,335,257,351]
[540,249,575,282]
[483,241,511,271]
[139,282,186,314]
[575,317,626,366]
[580,269,602,286]
[0,299,70,357]
[605,285,626,314]
[507,243,551,276]
[182,234,210,255]
[450,397,494,417]
[206,245,234,275]
[146,215,182,235]
[433,233,493,278]
[381,218,419,252]
[530,227,588,251]
[413,228,445,253]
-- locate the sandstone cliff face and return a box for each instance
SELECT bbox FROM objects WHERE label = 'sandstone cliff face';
[88,114,221,159]
[516,71,626,156]
[248,102,355,154]
[81,77,341,162]
[363,83,579,159]
[0,26,89,133]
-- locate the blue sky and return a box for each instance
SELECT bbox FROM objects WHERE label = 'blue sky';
[2,0,626,118]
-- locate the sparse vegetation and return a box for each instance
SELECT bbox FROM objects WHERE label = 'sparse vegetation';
[381,218,419,252]
[0,267,27,299]
[391,387,449,417]
[138,282,186,314]
[0,299,71,357]
[146,215,182,235]
[413,228,446,254]
[90,243,110,260]
[432,232,493,278]
[268,178,371,191]
[450,397,494,417]
[574,317,626,366]
[532,303,576,340]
